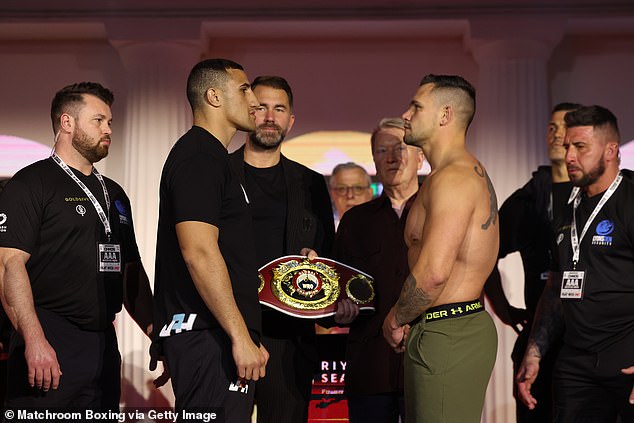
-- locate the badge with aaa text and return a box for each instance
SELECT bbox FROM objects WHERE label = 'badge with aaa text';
[98,243,121,273]
[561,270,585,299]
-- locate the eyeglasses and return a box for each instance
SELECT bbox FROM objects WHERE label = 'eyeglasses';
[331,185,371,197]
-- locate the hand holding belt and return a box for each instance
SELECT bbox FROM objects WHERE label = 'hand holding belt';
[258,255,376,318]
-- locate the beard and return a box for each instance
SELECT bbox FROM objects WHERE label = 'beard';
[571,158,606,188]
[72,126,109,164]
[248,124,287,150]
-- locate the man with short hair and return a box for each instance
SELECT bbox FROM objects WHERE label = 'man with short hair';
[517,105,634,422]
[329,162,373,226]
[154,59,267,422]
[0,82,153,409]
[383,74,499,423]
[229,75,336,423]
[485,102,582,423]
[335,117,423,423]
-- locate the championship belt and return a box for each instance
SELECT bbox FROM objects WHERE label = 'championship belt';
[258,255,376,318]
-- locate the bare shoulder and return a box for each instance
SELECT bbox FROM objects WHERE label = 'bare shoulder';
[424,157,497,226]
[425,159,483,199]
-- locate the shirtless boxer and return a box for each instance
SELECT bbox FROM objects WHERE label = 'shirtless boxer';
[383,74,499,423]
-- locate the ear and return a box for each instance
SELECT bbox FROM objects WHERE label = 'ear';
[206,88,221,108]
[605,142,619,162]
[59,113,74,133]
[439,105,451,126]
[416,148,424,170]
[286,114,296,134]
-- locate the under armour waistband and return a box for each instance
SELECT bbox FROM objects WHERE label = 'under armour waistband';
[423,299,484,323]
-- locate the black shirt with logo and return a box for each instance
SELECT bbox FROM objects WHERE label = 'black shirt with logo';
[552,169,634,352]
[0,158,140,331]
[154,126,261,341]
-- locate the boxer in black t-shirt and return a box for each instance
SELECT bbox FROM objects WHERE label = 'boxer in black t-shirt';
[154,59,267,423]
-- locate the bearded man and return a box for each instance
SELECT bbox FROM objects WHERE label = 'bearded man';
[229,75,338,423]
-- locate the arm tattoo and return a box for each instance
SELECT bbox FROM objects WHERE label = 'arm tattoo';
[527,276,565,358]
[474,163,498,230]
[395,273,433,325]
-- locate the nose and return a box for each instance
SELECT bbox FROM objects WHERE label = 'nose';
[565,147,575,165]
[402,109,411,121]
[247,90,259,108]
[388,148,402,162]
[264,108,275,122]
[555,125,566,141]
[345,187,355,199]
[103,122,112,135]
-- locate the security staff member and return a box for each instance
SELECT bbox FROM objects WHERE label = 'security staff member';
[517,105,634,422]
[0,82,153,409]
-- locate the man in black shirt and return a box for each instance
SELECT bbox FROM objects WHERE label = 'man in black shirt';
[517,106,634,422]
[485,102,581,423]
[154,59,267,422]
[229,76,337,423]
[0,82,153,409]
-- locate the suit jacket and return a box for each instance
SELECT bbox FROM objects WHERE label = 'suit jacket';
[229,145,335,338]
[229,145,335,258]
[333,193,415,395]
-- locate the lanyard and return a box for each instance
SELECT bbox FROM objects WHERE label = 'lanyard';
[51,153,112,241]
[568,172,622,268]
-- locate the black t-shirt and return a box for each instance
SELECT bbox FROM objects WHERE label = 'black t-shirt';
[243,161,310,339]
[154,126,261,340]
[498,166,555,313]
[0,158,140,330]
[244,162,287,266]
[552,169,634,352]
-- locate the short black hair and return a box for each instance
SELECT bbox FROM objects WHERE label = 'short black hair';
[186,58,244,111]
[564,105,620,143]
[50,82,114,134]
[251,76,294,110]
[551,102,583,114]
[420,74,476,103]
[420,74,476,128]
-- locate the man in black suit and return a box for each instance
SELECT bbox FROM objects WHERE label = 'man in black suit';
[229,75,337,423]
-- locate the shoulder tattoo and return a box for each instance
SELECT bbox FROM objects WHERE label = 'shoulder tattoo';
[474,163,498,230]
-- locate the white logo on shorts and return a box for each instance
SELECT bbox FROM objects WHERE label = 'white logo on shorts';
[76,205,87,216]
[229,380,249,394]
[0,213,6,225]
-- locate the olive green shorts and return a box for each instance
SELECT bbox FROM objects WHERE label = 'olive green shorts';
[404,309,497,423]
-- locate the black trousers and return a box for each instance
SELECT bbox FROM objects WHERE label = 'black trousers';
[6,308,120,410]
[255,336,316,423]
[553,337,634,423]
[512,328,560,423]
[347,393,404,423]
[163,329,255,423]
